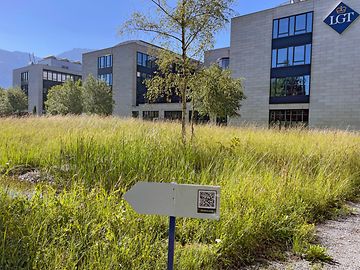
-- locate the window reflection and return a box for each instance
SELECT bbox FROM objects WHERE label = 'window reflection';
[273,12,313,39]
[271,75,310,97]
[272,44,311,68]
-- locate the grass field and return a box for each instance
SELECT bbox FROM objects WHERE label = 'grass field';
[0,116,359,269]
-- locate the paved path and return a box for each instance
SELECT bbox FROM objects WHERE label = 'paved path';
[253,202,360,270]
[318,202,360,270]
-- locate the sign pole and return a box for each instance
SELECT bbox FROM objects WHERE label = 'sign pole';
[167,216,176,270]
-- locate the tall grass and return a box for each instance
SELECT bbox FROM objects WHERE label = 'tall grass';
[0,116,359,269]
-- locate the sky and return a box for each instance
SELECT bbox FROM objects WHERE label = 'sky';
[0,0,286,57]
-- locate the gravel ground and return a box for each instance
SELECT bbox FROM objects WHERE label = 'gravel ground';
[317,202,360,270]
[248,202,360,270]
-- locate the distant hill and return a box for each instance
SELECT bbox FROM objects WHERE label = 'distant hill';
[57,48,93,62]
[0,49,37,88]
[0,48,93,88]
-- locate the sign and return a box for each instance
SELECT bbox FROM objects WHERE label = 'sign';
[124,182,221,270]
[124,182,220,220]
[324,2,359,34]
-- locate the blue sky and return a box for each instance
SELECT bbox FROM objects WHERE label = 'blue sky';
[0,0,285,57]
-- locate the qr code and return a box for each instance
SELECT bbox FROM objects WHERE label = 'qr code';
[198,190,217,210]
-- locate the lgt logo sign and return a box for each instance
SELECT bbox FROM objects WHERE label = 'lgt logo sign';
[324,2,359,34]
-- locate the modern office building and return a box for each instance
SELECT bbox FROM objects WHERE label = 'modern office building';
[205,0,360,130]
[13,56,82,114]
[82,40,192,121]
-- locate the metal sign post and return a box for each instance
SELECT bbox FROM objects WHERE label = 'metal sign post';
[124,182,220,270]
[167,216,176,270]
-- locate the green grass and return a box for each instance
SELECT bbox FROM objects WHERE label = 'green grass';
[0,116,359,269]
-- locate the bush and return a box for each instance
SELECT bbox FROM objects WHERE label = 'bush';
[45,80,83,115]
[0,88,28,116]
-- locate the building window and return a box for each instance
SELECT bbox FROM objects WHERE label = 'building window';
[164,111,182,121]
[98,55,113,69]
[218,58,230,69]
[271,75,310,97]
[273,12,313,39]
[43,70,80,82]
[132,111,139,118]
[98,73,113,86]
[21,85,29,96]
[21,72,29,82]
[269,109,309,128]
[143,111,159,121]
[189,111,210,124]
[272,44,311,68]
[137,52,156,68]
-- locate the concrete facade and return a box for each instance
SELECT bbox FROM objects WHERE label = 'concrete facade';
[82,40,192,121]
[206,0,360,130]
[13,56,82,114]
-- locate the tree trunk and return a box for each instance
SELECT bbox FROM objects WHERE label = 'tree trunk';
[180,0,187,146]
[190,101,195,143]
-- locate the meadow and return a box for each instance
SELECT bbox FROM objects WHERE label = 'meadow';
[0,116,359,269]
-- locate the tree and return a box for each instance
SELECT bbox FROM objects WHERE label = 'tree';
[122,0,235,144]
[191,64,245,121]
[0,88,12,116]
[7,88,28,114]
[82,75,113,116]
[45,80,83,115]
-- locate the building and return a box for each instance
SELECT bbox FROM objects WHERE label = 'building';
[205,0,360,130]
[13,56,82,114]
[83,40,193,121]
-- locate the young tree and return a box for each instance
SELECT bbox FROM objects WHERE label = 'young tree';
[82,75,113,116]
[45,80,83,115]
[122,0,235,144]
[7,88,28,114]
[191,64,245,122]
[0,88,12,116]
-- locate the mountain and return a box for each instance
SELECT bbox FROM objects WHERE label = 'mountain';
[0,48,93,88]
[0,49,37,88]
[57,48,93,62]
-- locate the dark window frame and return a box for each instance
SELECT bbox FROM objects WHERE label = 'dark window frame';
[272,12,313,39]
[270,75,311,98]
[272,44,312,68]
[269,109,309,128]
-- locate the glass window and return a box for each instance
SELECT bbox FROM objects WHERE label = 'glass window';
[295,14,306,33]
[273,20,279,38]
[53,72,57,81]
[307,12,313,33]
[137,52,142,66]
[293,46,305,65]
[277,48,288,67]
[43,71,47,80]
[271,76,311,97]
[273,44,311,68]
[101,57,105,69]
[272,50,277,68]
[305,44,312,64]
[273,12,313,39]
[219,58,230,69]
[289,17,295,36]
[269,109,309,128]
[304,75,310,95]
[143,111,159,121]
[278,18,289,37]
[21,72,29,82]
